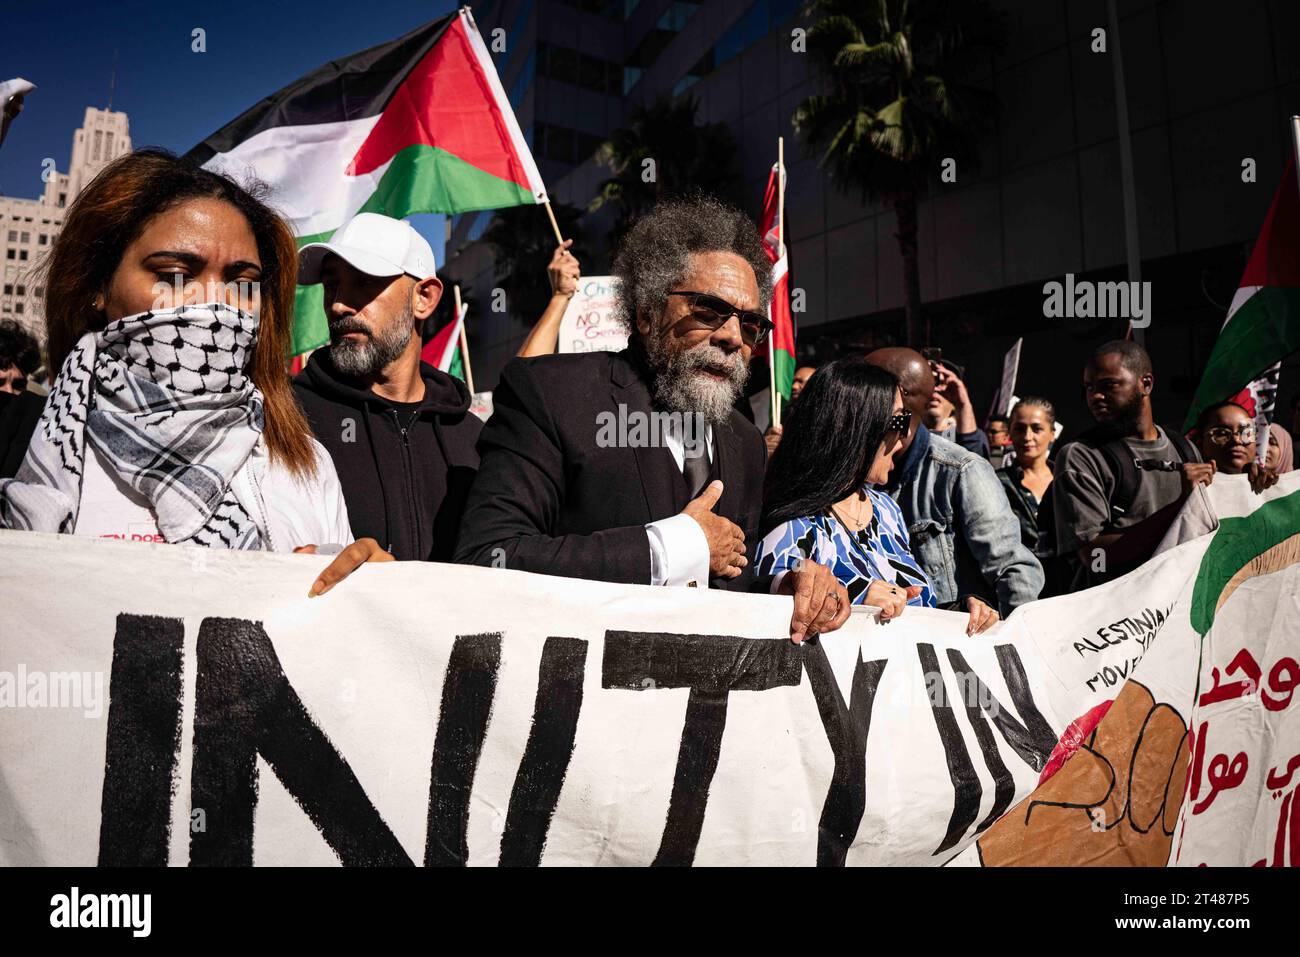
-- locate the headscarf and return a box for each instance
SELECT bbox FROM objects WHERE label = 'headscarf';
[1268,422,1295,474]
[0,302,266,548]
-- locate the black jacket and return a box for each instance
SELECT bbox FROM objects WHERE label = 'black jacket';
[293,352,481,561]
[454,347,767,590]
[996,463,1041,552]
[0,390,44,479]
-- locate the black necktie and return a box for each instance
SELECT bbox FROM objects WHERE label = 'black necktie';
[682,442,711,500]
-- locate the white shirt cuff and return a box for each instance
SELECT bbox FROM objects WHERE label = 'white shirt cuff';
[646,513,711,587]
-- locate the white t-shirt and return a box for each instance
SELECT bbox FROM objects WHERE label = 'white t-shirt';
[73,438,352,552]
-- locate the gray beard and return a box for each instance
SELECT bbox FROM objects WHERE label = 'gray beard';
[643,333,749,426]
[328,300,414,379]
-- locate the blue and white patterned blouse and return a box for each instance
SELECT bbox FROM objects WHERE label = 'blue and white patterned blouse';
[756,488,936,607]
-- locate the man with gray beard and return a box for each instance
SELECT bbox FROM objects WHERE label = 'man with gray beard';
[456,197,849,643]
[293,213,482,562]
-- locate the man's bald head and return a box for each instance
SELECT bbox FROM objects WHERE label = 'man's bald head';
[864,347,934,419]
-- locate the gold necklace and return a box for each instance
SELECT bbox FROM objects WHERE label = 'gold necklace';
[831,496,871,532]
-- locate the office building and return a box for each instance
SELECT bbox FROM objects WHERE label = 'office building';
[1,107,131,350]
[444,1,1300,427]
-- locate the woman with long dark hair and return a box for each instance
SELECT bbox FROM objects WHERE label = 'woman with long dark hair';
[0,149,386,594]
[757,360,999,634]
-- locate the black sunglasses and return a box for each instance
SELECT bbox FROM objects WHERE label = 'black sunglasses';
[886,410,912,435]
[667,290,774,346]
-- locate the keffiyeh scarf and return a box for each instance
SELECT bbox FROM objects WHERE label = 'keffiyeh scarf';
[0,302,267,549]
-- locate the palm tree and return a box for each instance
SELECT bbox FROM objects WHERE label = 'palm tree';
[481,202,588,325]
[592,95,741,244]
[794,0,1003,346]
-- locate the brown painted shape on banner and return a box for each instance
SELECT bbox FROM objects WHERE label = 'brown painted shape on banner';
[1214,531,1300,617]
[978,525,1299,866]
[976,681,1189,866]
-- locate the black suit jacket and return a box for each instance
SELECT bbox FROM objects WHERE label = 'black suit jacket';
[454,348,767,590]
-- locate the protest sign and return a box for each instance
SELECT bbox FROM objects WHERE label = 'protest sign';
[985,337,1022,426]
[2,475,1296,866]
[558,277,627,354]
[469,391,494,422]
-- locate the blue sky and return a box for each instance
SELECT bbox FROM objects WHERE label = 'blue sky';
[0,0,460,263]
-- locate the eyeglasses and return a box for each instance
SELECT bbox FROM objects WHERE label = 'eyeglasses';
[667,291,774,346]
[1204,425,1256,445]
[886,410,912,435]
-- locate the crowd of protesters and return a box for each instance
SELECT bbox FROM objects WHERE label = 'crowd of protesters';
[1,148,1297,637]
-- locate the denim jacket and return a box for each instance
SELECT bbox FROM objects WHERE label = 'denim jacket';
[883,426,1044,616]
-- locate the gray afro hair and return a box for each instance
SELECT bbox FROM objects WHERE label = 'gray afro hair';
[611,195,774,334]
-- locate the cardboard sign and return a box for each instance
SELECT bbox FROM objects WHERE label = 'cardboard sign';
[469,391,494,422]
[557,277,627,354]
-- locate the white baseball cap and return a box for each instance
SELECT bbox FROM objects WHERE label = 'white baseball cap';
[298,212,436,284]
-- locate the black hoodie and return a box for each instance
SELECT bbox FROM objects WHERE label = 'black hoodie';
[293,351,481,561]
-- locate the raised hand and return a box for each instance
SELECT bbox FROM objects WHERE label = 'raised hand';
[547,239,580,299]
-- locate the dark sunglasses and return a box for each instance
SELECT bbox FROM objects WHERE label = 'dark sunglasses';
[667,290,774,346]
[886,410,912,435]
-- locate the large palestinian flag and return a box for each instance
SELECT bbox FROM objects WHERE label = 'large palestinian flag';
[185,9,547,356]
[1183,158,1300,432]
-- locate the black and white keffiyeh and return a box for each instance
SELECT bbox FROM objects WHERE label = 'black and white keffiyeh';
[0,302,268,549]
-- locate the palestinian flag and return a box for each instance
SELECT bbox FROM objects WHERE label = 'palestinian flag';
[1184,158,1300,431]
[758,162,795,405]
[421,301,468,381]
[185,9,546,357]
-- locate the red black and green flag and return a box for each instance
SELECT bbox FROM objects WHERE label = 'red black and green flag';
[758,162,795,407]
[185,8,547,356]
[1184,158,1300,432]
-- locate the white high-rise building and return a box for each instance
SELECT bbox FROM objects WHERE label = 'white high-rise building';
[1,107,131,351]
[67,107,131,200]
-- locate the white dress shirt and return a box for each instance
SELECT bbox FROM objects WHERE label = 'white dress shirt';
[645,419,713,586]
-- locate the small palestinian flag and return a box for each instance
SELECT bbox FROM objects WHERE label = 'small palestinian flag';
[185,9,546,357]
[421,302,468,381]
[1184,159,1300,432]
[758,162,795,405]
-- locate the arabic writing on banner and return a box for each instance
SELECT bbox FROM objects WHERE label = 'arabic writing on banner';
[1,475,1297,866]
[957,475,1300,866]
[557,277,627,354]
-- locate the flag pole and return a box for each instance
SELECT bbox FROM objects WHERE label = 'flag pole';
[454,284,476,395]
[768,355,778,429]
[1107,0,1143,346]
[542,200,566,246]
[777,138,786,257]
[771,136,785,428]
[1290,116,1300,202]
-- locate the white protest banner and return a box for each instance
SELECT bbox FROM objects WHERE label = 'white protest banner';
[557,276,627,354]
[2,475,1296,866]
